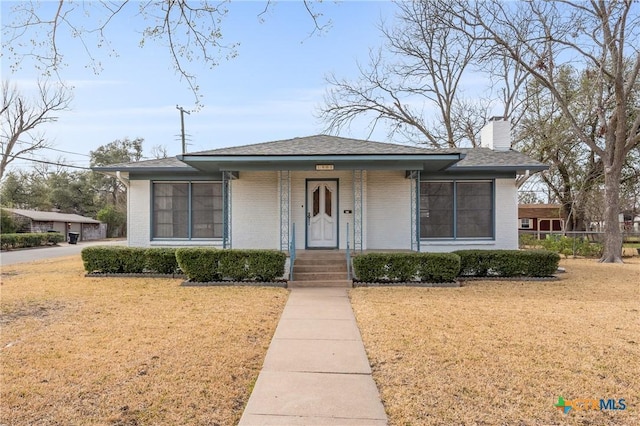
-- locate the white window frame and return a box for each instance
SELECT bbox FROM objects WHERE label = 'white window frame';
[520,218,531,229]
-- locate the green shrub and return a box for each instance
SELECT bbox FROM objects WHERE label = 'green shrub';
[46,233,65,245]
[176,248,286,282]
[539,235,603,257]
[418,253,461,282]
[81,246,146,273]
[145,248,180,274]
[0,232,55,250]
[521,250,562,276]
[246,250,287,281]
[80,246,287,281]
[352,252,460,283]
[518,233,541,248]
[97,205,126,238]
[219,250,250,280]
[454,249,560,277]
[352,253,391,282]
[386,253,419,281]
[0,209,17,234]
[19,233,42,248]
[175,248,222,282]
[0,233,17,250]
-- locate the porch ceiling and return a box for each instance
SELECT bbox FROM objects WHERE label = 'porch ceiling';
[177,154,463,172]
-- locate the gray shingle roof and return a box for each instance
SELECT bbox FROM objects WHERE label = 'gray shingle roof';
[92,156,196,172]
[187,135,458,156]
[92,134,547,172]
[5,208,101,224]
[454,148,547,170]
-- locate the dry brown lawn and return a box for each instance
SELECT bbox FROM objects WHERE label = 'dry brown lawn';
[1,256,288,425]
[351,258,640,426]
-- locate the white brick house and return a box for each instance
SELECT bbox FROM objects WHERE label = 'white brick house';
[94,119,546,252]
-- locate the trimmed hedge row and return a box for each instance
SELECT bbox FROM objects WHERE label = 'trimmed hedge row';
[175,248,286,282]
[145,248,180,274]
[82,247,181,274]
[454,249,560,277]
[352,249,560,282]
[0,232,65,250]
[353,252,461,283]
[81,247,558,281]
[81,246,286,282]
[82,246,149,274]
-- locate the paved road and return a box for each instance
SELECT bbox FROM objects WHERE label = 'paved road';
[0,239,126,266]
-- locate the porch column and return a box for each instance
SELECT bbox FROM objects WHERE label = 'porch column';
[353,169,364,252]
[409,170,420,251]
[222,171,233,249]
[279,170,291,251]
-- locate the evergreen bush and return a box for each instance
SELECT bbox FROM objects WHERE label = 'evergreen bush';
[0,232,64,250]
[175,248,222,282]
[539,235,603,257]
[81,246,146,273]
[145,248,180,274]
[454,249,560,277]
[246,250,287,281]
[352,252,460,283]
[176,248,286,282]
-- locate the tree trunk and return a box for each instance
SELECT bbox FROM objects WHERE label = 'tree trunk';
[600,165,623,263]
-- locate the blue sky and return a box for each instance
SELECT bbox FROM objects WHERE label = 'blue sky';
[2,1,401,171]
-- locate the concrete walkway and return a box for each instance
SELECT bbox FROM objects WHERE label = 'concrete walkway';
[239,288,388,425]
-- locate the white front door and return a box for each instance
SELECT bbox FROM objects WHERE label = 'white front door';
[307,180,338,248]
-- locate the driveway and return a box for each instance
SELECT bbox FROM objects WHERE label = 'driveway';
[0,239,126,266]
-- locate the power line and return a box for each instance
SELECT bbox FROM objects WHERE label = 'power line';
[6,154,92,170]
[13,140,91,157]
[41,146,91,157]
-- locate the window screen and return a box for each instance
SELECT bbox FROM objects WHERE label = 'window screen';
[152,182,223,239]
[420,181,493,239]
[420,182,454,238]
[153,183,188,238]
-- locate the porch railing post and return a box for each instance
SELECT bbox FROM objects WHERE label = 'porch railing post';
[222,171,232,249]
[346,222,351,280]
[279,170,291,251]
[289,223,296,281]
[410,170,420,252]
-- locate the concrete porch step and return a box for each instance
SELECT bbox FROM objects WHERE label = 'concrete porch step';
[288,280,352,288]
[295,251,345,259]
[289,251,350,287]
[294,257,346,266]
[294,271,348,281]
[294,264,347,273]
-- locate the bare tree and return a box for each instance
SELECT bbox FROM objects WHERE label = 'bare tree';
[516,66,608,232]
[0,80,72,180]
[320,0,487,148]
[3,1,329,106]
[150,144,169,160]
[444,0,640,262]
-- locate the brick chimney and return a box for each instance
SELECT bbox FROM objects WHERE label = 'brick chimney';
[481,117,511,151]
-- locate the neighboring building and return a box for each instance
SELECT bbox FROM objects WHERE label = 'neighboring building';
[518,204,564,236]
[3,208,106,241]
[93,119,547,252]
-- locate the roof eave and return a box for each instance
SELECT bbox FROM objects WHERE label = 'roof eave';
[177,153,463,173]
[178,153,461,162]
[91,166,198,174]
[448,165,548,172]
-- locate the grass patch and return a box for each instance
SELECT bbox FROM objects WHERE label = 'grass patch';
[1,256,288,425]
[350,258,640,425]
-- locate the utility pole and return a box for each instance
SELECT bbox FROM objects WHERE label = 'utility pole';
[176,105,191,154]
